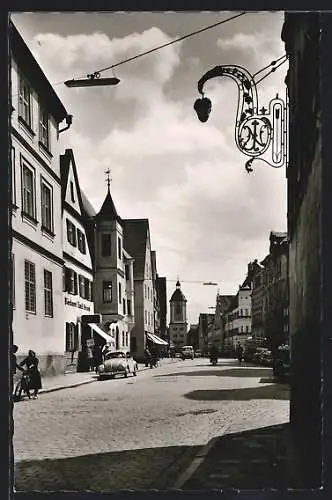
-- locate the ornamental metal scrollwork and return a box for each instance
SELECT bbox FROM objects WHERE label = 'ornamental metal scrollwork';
[193,65,288,172]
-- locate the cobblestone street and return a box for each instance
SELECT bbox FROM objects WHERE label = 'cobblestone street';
[13,358,289,491]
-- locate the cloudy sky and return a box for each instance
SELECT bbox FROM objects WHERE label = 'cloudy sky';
[12,11,287,324]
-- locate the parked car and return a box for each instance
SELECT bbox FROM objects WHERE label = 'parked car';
[259,350,273,366]
[273,344,290,381]
[194,350,202,358]
[98,350,138,379]
[181,345,194,360]
[253,348,269,365]
[175,352,182,358]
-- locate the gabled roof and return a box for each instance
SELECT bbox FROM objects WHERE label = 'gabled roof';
[81,190,96,218]
[60,149,86,217]
[10,22,68,123]
[122,219,150,278]
[96,189,122,223]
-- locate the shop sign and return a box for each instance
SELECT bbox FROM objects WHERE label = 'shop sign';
[65,297,91,311]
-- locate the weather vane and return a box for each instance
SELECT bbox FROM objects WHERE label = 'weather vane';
[193,64,288,173]
[105,168,112,191]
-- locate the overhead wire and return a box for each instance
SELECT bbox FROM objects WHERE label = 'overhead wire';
[75,11,247,80]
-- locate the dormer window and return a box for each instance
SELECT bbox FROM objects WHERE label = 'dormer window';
[39,106,50,150]
[70,181,75,203]
[66,219,76,246]
[18,75,32,127]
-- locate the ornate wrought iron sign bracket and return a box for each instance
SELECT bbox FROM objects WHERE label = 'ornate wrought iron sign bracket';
[194,65,288,173]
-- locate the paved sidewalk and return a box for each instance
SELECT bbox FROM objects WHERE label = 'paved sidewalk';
[36,358,179,395]
[175,382,311,491]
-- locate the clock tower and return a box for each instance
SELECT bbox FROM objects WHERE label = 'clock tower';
[169,280,188,349]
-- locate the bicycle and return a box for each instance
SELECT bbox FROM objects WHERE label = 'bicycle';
[13,371,31,401]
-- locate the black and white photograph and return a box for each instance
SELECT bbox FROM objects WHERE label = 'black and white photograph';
[8,9,332,494]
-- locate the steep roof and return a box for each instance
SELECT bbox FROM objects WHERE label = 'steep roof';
[96,189,122,223]
[81,190,96,218]
[170,280,187,302]
[122,219,150,278]
[10,22,68,122]
[60,149,85,216]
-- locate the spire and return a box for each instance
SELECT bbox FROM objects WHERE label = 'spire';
[176,277,181,288]
[105,168,111,193]
[96,169,121,222]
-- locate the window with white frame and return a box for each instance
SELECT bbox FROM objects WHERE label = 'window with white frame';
[101,234,111,257]
[19,75,32,127]
[84,278,92,301]
[126,332,128,347]
[118,282,122,304]
[44,269,53,317]
[79,275,85,298]
[65,267,77,295]
[122,331,125,346]
[65,322,78,352]
[21,160,35,219]
[77,229,86,254]
[41,178,53,232]
[25,260,36,313]
[11,147,16,206]
[39,105,50,150]
[66,219,76,246]
[103,281,112,303]
[145,310,147,324]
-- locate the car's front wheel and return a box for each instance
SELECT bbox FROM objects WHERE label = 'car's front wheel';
[124,366,129,378]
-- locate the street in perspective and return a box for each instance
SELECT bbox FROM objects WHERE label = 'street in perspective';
[13,357,290,491]
[9,9,330,494]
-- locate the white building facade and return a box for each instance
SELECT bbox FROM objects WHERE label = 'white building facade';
[10,22,72,375]
[60,149,94,372]
[93,188,135,354]
[224,285,252,349]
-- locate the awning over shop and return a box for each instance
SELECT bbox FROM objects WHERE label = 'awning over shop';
[88,323,114,344]
[146,332,168,346]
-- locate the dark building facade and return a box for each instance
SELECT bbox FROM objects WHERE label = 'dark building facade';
[261,232,289,354]
[156,276,167,339]
[282,12,332,487]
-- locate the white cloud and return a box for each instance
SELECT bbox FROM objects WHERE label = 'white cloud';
[22,14,287,323]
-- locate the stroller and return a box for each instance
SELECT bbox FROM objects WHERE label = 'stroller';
[13,371,31,401]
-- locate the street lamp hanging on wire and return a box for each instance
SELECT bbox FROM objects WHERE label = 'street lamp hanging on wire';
[193,59,288,173]
[64,71,120,88]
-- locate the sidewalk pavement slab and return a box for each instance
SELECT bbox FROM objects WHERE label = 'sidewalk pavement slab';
[179,422,311,490]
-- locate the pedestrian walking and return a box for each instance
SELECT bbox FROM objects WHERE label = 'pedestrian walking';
[236,342,244,364]
[19,350,42,399]
[144,347,151,367]
[93,344,103,373]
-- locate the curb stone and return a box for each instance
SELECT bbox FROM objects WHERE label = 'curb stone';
[38,363,164,394]
[172,426,229,489]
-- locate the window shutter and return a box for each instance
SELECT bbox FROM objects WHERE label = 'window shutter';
[65,267,71,291]
[74,325,79,351]
[65,323,70,351]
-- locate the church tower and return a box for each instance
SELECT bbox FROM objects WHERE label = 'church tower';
[169,280,188,349]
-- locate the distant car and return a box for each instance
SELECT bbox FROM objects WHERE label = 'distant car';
[260,350,273,366]
[253,348,269,365]
[98,350,138,379]
[181,345,194,360]
[194,350,201,358]
[175,352,182,358]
